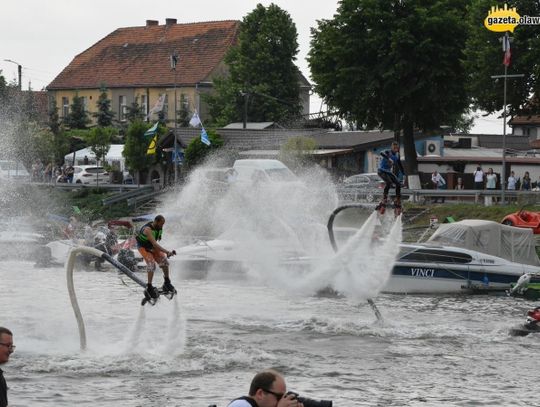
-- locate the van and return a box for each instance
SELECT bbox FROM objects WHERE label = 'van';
[232,159,297,184]
[0,160,30,181]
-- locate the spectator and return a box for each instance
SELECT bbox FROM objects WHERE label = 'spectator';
[485,168,497,190]
[65,165,75,183]
[228,369,303,407]
[521,171,531,191]
[473,165,484,189]
[507,171,516,191]
[0,326,14,407]
[431,170,446,203]
[83,155,89,165]
[455,177,464,190]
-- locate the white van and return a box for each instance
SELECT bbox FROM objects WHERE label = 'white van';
[0,160,30,181]
[232,159,297,184]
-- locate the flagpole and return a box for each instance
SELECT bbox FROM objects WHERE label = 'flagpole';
[171,51,179,184]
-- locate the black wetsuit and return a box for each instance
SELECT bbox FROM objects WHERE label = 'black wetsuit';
[0,368,8,407]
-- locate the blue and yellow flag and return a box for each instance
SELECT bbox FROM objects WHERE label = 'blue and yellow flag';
[146,134,157,155]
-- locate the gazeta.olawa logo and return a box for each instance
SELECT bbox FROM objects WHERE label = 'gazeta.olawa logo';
[484,4,540,32]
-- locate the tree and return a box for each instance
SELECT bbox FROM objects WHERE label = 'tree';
[123,121,158,183]
[85,127,114,166]
[93,85,115,127]
[205,3,302,126]
[308,0,469,174]
[65,92,90,129]
[126,97,145,123]
[184,130,224,168]
[464,0,540,116]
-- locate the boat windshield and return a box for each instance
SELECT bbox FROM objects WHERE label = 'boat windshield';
[399,247,473,264]
[266,168,296,182]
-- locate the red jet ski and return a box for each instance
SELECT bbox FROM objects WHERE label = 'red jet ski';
[509,307,540,337]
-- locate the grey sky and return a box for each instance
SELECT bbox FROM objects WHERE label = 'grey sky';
[0,0,504,133]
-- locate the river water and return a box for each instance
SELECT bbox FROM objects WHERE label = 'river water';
[1,258,538,407]
[1,164,539,406]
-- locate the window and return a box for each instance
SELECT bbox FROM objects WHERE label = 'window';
[141,95,148,119]
[162,94,169,120]
[399,248,472,264]
[81,96,88,112]
[62,97,69,117]
[119,95,127,121]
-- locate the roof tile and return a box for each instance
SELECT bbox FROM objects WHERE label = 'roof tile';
[47,20,240,90]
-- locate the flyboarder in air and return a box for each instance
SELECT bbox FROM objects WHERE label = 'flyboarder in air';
[375,141,406,216]
[136,214,177,305]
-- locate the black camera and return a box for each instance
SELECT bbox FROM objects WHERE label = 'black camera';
[285,391,332,407]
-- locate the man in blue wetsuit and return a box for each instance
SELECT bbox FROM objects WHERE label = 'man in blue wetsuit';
[376,141,405,215]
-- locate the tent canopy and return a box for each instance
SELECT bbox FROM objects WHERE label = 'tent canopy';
[64,145,125,169]
[428,219,540,266]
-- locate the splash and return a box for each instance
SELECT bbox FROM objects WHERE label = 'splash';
[161,155,402,301]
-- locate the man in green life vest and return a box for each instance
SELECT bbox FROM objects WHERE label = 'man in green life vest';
[136,214,176,299]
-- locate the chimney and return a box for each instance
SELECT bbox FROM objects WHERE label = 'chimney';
[146,20,159,26]
[165,18,177,25]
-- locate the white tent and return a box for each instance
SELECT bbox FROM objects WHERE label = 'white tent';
[64,145,126,171]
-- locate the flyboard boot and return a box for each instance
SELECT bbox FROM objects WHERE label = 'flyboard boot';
[142,283,160,306]
[375,197,389,215]
[393,197,402,216]
[161,277,177,300]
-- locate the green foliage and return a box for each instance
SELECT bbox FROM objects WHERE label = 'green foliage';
[308,0,469,174]
[65,92,90,129]
[48,97,61,135]
[279,136,318,170]
[0,70,7,101]
[464,0,540,116]
[93,85,115,127]
[84,127,115,165]
[184,130,224,168]
[123,121,158,174]
[126,97,145,123]
[205,3,302,126]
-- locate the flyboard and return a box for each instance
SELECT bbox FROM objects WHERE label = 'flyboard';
[98,252,178,306]
[66,246,178,350]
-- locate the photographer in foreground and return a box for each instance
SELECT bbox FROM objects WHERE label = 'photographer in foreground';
[228,369,303,407]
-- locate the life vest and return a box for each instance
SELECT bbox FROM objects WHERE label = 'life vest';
[228,396,258,407]
[136,221,162,250]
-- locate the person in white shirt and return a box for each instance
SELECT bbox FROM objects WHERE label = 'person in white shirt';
[431,170,446,203]
[507,171,516,190]
[228,370,303,407]
[473,166,484,189]
[485,168,497,190]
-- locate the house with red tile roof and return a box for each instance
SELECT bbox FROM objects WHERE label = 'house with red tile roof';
[47,19,241,125]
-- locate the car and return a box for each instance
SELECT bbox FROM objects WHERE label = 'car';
[501,209,540,234]
[73,165,110,185]
[343,172,385,189]
[340,172,385,202]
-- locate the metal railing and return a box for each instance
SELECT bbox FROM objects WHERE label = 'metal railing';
[337,186,540,206]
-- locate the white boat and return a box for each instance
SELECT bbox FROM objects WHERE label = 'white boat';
[172,219,540,294]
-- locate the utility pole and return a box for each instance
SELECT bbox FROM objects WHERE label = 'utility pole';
[170,52,179,183]
[490,32,524,204]
[4,59,22,90]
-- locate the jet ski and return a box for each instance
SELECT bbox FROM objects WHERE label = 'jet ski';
[509,307,540,337]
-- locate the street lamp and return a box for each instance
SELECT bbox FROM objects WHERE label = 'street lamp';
[170,52,179,183]
[490,32,524,204]
[3,59,22,90]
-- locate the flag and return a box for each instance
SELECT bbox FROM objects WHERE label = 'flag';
[146,134,157,155]
[201,127,211,146]
[189,111,202,127]
[144,122,159,138]
[147,94,166,118]
[503,33,511,67]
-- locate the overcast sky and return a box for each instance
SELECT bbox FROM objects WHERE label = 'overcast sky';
[0,0,504,133]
